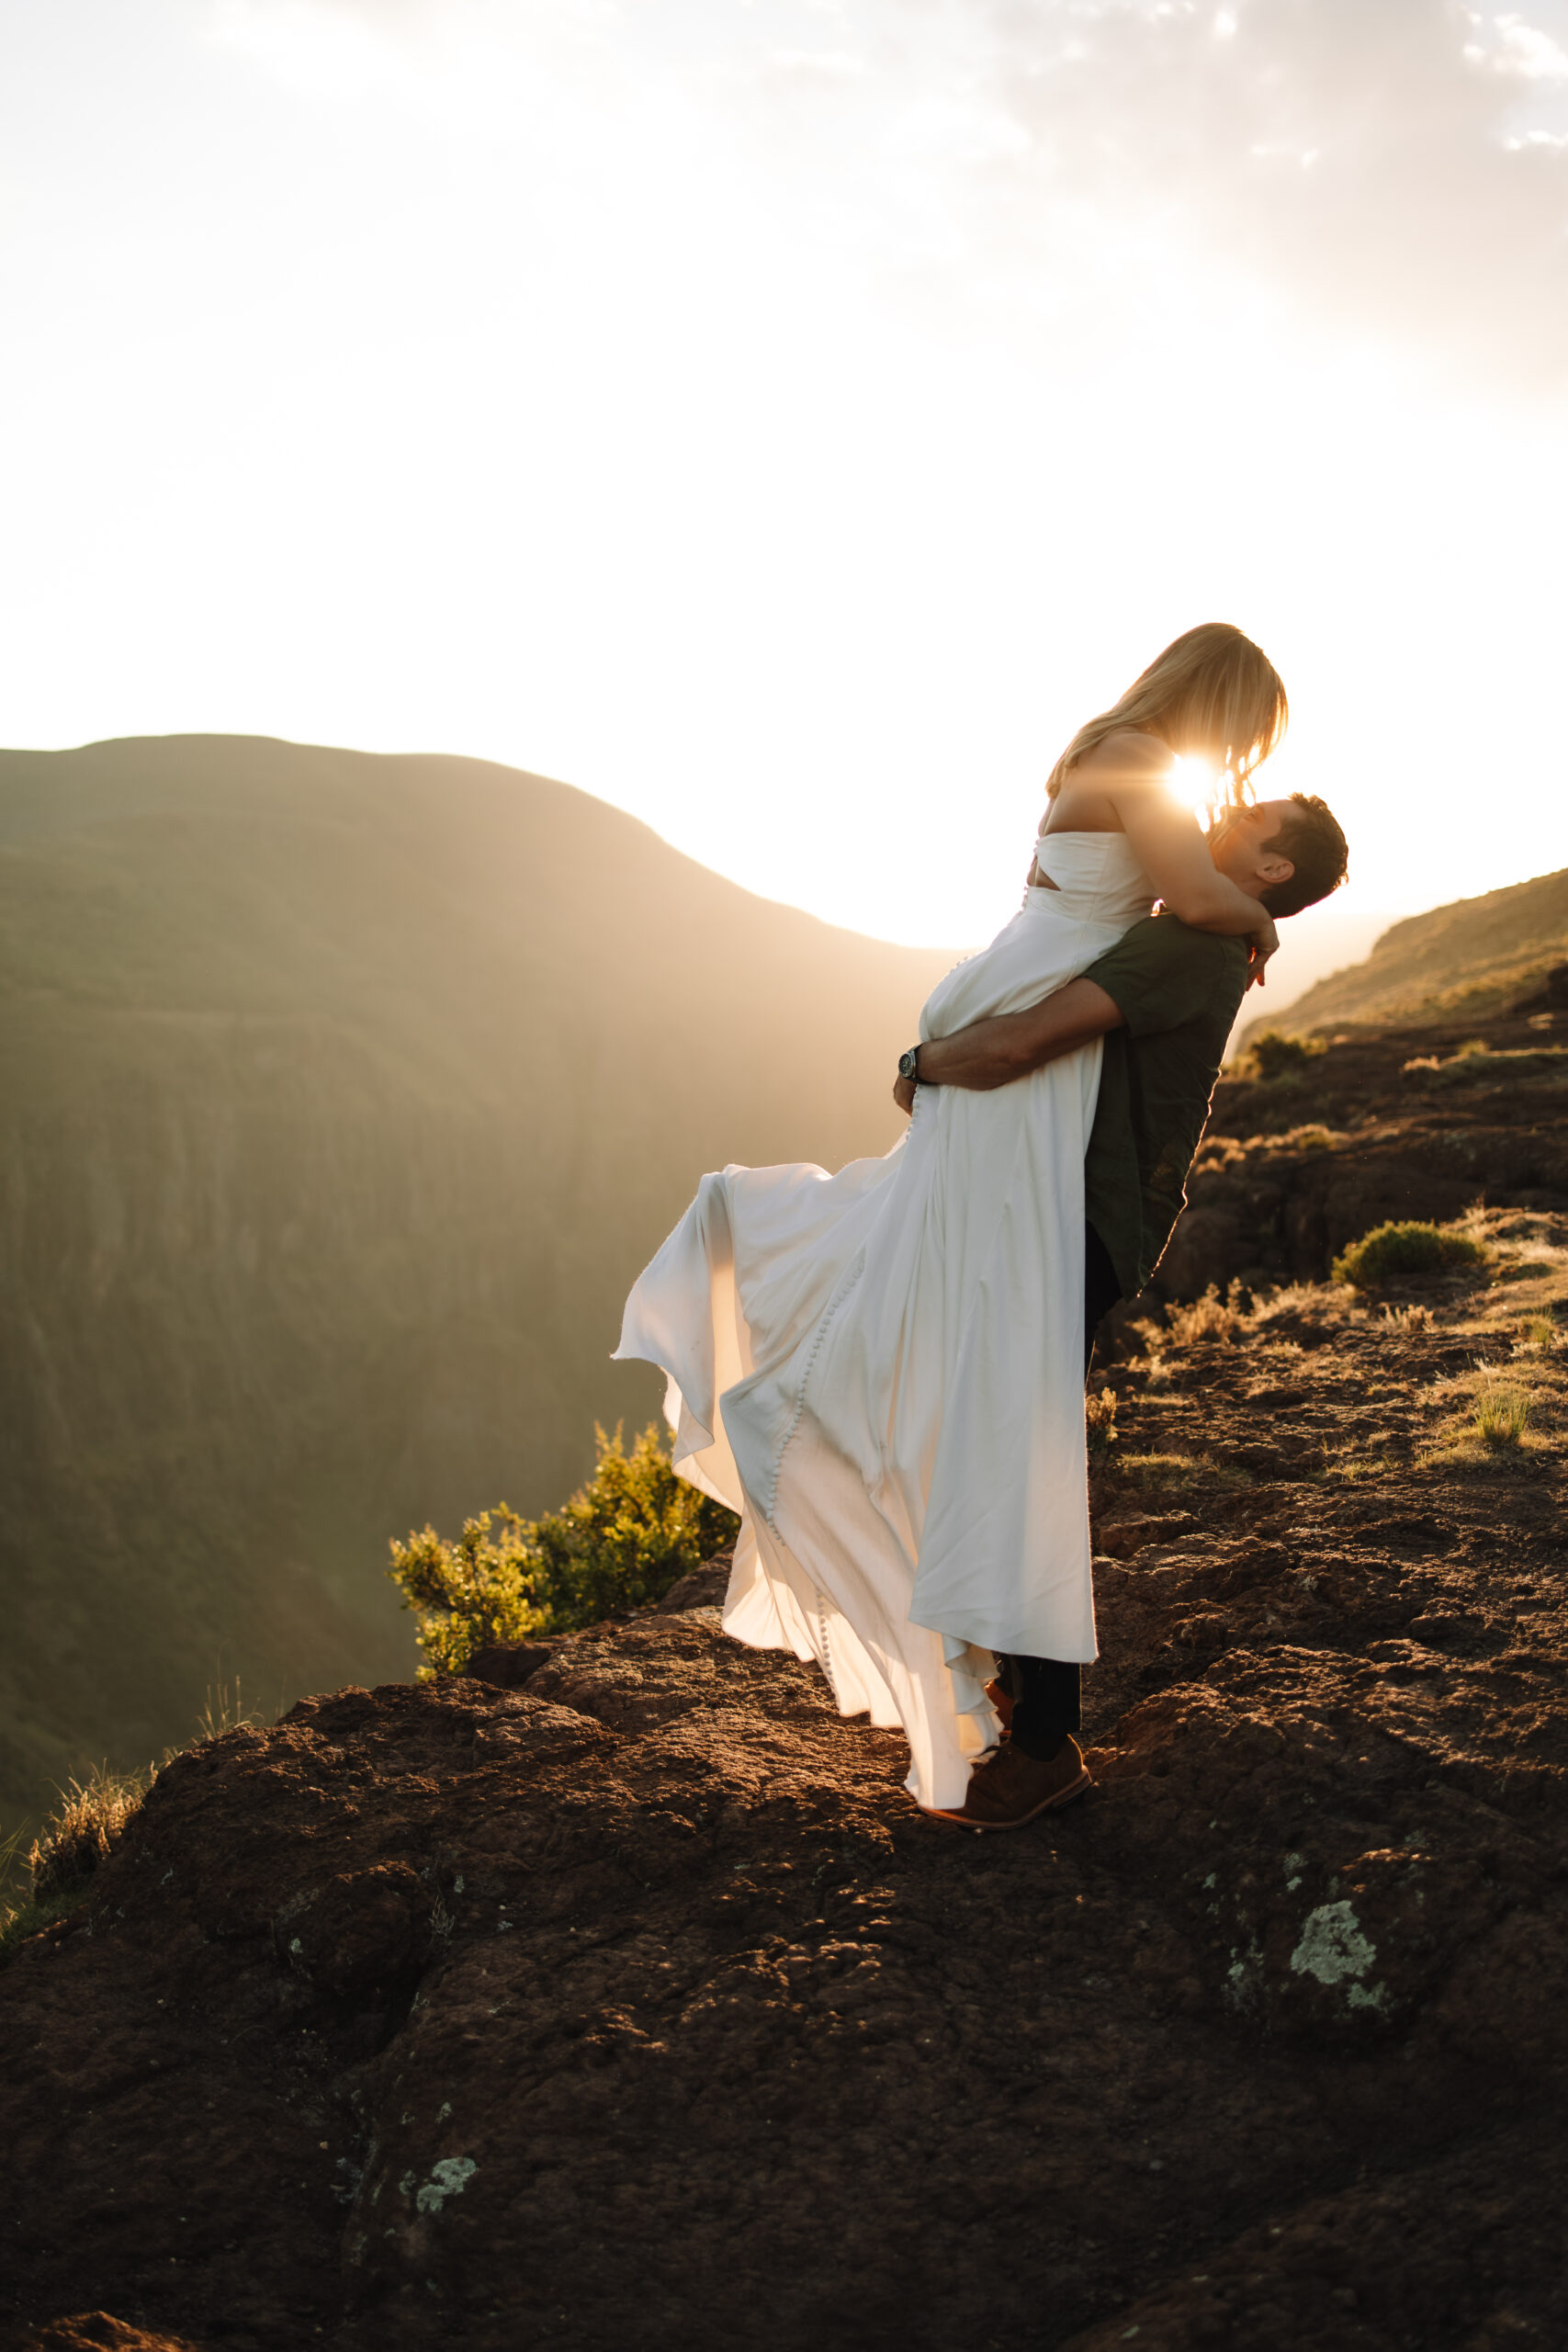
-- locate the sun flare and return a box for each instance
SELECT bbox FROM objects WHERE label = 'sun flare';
[1168,755,1217,811]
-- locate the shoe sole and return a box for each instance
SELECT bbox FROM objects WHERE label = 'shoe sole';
[922,1764,1092,1832]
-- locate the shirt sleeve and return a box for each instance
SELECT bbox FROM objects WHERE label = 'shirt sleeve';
[1082,915,1247,1037]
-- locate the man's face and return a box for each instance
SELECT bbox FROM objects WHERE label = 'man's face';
[1210,798,1296,902]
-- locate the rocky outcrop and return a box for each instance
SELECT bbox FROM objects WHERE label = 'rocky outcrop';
[6,1222,1568,2349]
[1156,1006,1568,1299]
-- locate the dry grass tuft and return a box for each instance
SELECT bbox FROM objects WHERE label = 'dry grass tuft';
[4,1679,274,1964]
[1085,1389,1118,1456]
[1252,1282,1328,1326]
[1114,1450,1255,1498]
[193,1678,258,1744]
[1267,1124,1346,1155]
[1473,1375,1531,1449]
[1515,1315,1559,1355]
[0,1822,27,1900]
[27,1763,146,1902]
[1380,1303,1433,1334]
[1165,1283,1247,1348]
[1331,1453,1400,1486]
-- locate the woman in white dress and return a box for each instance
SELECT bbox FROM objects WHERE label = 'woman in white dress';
[615,624,1288,1822]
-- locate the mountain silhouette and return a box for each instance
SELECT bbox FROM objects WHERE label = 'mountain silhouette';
[0,736,954,1838]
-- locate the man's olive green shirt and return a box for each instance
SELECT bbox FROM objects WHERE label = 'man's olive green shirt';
[1080,913,1250,1300]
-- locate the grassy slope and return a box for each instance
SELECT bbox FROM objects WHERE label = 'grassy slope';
[0,736,954,1839]
[1254,864,1568,1036]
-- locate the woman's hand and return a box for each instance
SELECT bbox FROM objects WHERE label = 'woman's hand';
[1245,913,1280,989]
[893,1072,917,1115]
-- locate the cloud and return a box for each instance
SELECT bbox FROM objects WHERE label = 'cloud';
[1490,12,1568,79]
[964,0,1568,387]
[210,0,1568,388]
[708,0,1568,389]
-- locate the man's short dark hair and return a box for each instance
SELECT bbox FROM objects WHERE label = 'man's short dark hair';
[1261,792,1348,919]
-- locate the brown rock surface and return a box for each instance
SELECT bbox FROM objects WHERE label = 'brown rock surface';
[22,2323,204,2352]
[5,1218,1567,2348]
[1156,1007,1568,1299]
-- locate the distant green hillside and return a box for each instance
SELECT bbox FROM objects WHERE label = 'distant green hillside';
[0,737,954,1842]
[1253,865,1568,1035]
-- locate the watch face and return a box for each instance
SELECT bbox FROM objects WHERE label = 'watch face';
[898,1048,918,1080]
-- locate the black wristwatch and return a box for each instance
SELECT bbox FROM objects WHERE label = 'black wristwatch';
[897,1046,925,1084]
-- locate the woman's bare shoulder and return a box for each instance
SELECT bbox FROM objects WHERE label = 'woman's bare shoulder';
[1051,729,1171,823]
[1073,727,1169,782]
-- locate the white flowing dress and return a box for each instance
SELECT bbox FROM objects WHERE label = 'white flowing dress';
[615,830,1154,1809]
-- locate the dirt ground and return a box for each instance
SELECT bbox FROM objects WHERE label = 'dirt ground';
[6,1194,1567,2349]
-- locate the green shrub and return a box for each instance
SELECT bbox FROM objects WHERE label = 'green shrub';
[1249,1031,1325,1081]
[389,1423,740,1675]
[389,1504,545,1674]
[1332,1219,1488,1286]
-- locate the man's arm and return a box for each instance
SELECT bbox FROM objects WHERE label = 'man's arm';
[894,978,1123,1110]
[892,915,1246,1113]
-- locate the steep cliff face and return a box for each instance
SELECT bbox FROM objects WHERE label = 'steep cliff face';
[6,1214,1567,2350]
[0,737,954,1834]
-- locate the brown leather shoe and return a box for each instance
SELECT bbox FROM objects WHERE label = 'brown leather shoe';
[984,1675,1014,1736]
[929,1736,1090,1831]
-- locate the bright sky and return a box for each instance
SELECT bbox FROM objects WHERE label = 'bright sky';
[4,0,1566,956]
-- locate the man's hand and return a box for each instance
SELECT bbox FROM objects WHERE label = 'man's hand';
[892,978,1125,1098]
[1245,912,1280,989]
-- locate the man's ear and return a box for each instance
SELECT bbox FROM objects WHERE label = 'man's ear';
[1257,852,1294,887]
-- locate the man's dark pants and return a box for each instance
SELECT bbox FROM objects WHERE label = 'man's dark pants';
[998,1221,1122,1759]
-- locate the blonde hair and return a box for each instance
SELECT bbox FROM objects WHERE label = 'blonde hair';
[1046,622,1288,806]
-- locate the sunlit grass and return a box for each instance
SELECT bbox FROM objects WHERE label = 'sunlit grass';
[1251,1281,1330,1326]
[1328,1453,1398,1486]
[28,1762,145,1901]
[1117,1450,1254,1497]
[2,1675,278,1968]
[1515,1314,1560,1355]
[1085,1388,1118,1457]
[193,1677,257,1743]
[1165,1283,1245,1347]
[1474,1376,1530,1449]
[1416,1356,1556,1471]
